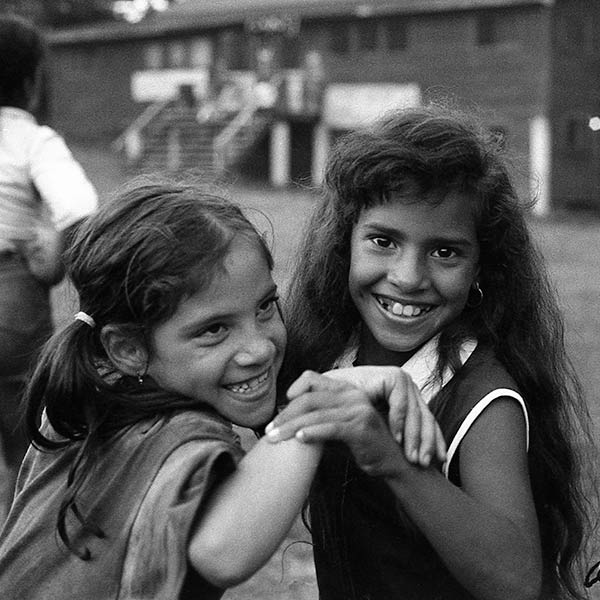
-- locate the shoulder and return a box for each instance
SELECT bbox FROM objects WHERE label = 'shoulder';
[28,125,73,160]
[431,345,529,480]
[123,408,244,458]
[0,109,40,157]
[118,413,245,596]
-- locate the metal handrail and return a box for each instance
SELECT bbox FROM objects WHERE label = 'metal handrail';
[112,98,172,154]
[213,102,257,171]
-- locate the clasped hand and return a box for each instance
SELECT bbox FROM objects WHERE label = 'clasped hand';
[265,367,446,477]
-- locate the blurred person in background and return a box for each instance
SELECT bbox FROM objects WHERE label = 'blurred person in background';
[0,14,98,520]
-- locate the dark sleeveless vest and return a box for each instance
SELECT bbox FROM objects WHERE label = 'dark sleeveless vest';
[310,344,521,600]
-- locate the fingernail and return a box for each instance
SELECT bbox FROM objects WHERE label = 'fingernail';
[420,453,431,467]
[410,449,419,463]
[265,421,275,433]
[266,427,280,442]
[296,430,306,442]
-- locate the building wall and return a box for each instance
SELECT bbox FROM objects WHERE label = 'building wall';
[48,29,224,141]
[48,39,145,141]
[299,5,551,200]
[550,0,600,209]
[45,3,555,204]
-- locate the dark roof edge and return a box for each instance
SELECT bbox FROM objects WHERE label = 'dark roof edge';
[47,0,554,46]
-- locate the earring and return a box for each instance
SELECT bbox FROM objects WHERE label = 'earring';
[137,372,144,385]
[467,281,484,308]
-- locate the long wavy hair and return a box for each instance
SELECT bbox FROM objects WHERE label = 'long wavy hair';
[280,103,595,599]
[24,177,273,559]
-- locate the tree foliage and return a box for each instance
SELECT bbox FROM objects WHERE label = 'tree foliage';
[2,0,176,27]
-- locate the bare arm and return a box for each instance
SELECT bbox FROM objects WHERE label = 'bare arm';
[383,399,541,600]
[266,367,446,468]
[268,370,542,600]
[187,436,321,588]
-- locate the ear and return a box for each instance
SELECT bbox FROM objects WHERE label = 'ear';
[100,324,148,376]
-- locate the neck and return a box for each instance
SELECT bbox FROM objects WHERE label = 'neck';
[356,328,420,368]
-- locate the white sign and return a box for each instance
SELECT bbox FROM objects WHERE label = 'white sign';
[131,69,210,102]
[322,83,421,129]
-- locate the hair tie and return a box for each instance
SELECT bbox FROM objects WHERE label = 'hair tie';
[74,311,95,328]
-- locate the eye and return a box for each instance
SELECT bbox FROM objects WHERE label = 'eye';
[432,247,458,259]
[204,323,226,335]
[196,323,228,344]
[370,236,395,249]
[258,295,279,320]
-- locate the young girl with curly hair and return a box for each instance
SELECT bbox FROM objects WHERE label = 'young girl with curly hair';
[271,103,594,600]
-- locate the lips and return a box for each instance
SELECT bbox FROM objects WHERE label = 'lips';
[374,294,434,318]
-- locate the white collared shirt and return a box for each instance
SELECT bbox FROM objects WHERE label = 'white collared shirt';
[0,107,98,251]
[334,333,529,476]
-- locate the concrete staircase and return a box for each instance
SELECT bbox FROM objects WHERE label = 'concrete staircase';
[118,102,271,178]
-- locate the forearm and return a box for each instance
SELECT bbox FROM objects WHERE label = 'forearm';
[188,437,321,587]
[387,467,541,600]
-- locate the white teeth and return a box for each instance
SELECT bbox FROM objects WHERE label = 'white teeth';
[226,370,269,394]
[391,302,404,316]
[378,296,430,317]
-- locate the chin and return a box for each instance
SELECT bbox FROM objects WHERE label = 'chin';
[236,403,276,430]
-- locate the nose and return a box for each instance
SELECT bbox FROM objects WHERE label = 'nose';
[234,325,277,367]
[387,249,427,291]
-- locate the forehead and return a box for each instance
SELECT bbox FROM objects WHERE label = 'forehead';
[356,191,477,239]
[182,237,274,314]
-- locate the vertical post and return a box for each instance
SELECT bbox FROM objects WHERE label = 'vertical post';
[166,127,181,171]
[312,122,329,186]
[270,120,291,187]
[529,115,551,217]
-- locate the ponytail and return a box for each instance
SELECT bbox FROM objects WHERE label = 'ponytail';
[25,319,106,450]
[20,179,271,559]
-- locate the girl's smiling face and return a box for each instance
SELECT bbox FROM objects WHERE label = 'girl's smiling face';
[146,236,286,428]
[349,192,480,365]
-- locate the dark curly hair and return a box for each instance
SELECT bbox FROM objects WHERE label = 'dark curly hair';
[280,102,595,599]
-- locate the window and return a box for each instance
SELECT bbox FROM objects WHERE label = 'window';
[477,13,498,46]
[326,17,409,55]
[329,21,351,54]
[144,43,163,69]
[556,14,588,53]
[168,41,187,68]
[383,18,407,51]
[190,38,212,68]
[358,19,378,51]
[565,116,591,152]
[228,30,249,70]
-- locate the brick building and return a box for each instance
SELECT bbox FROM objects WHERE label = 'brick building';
[44,0,600,211]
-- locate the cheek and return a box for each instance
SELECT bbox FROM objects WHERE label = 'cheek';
[270,317,288,366]
[348,248,378,290]
[445,270,476,305]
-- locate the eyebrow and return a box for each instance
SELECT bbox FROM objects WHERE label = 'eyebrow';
[359,222,477,248]
[179,282,279,335]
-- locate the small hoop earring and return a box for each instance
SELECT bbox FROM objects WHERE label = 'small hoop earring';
[137,372,144,385]
[467,281,484,308]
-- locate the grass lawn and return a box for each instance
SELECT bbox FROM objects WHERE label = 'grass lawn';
[65,143,600,599]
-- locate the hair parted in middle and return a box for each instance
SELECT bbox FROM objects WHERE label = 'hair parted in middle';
[281,101,531,381]
[279,101,594,600]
